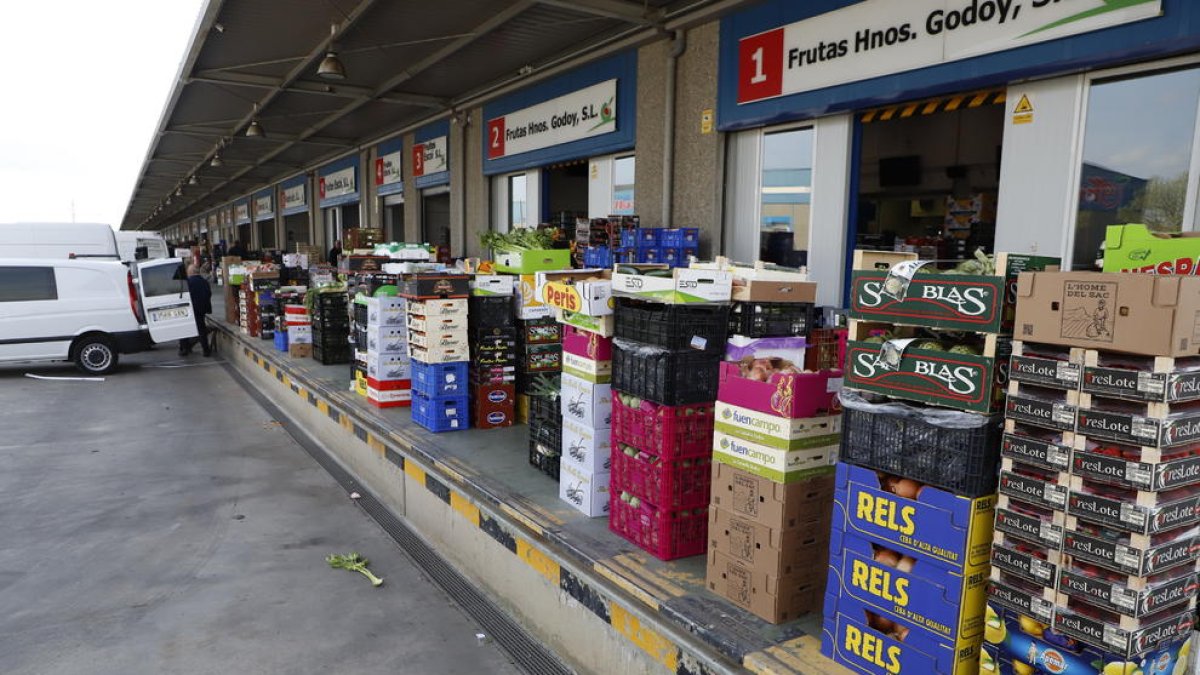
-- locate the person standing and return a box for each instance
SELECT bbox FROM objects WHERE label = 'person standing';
[179,263,213,357]
[228,240,246,258]
[328,240,342,267]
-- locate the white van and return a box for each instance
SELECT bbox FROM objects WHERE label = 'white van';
[0,222,120,260]
[0,258,200,374]
[115,231,170,263]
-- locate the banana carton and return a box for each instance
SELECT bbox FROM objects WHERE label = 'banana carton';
[826,528,989,646]
[822,591,980,675]
[832,462,995,574]
[981,602,1192,674]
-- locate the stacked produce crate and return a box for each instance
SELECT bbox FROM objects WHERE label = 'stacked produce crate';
[982,270,1200,675]
[285,300,312,358]
[403,273,472,432]
[272,291,306,353]
[822,250,1057,675]
[363,295,409,408]
[536,269,617,517]
[350,297,369,397]
[704,272,840,624]
[468,275,518,429]
[606,264,734,560]
[311,291,351,365]
[575,216,638,269]
[613,226,699,268]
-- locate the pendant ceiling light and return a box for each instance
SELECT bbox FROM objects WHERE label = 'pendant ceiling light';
[317,24,346,80]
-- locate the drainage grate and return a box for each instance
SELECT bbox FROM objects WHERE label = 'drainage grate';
[224,363,573,675]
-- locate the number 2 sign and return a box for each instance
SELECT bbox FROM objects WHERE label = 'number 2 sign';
[487,117,506,159]
[737,28,783,104]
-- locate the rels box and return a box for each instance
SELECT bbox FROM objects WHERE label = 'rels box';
[832,462,995,574]
[821,593,980,675]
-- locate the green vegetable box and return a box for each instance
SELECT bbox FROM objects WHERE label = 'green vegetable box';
[1104,223,1200,275]
[611,264,732,304]
[848,250,1059,334]
[493,249,572,275]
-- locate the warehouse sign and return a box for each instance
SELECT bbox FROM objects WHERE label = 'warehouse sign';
[319,166,356,200]
[413,136,448,177]
[375,150,403,186]
[487,79,617,159]
[255,195,273,220]
[282,183,306,211]
[737,0,1162,104]
[235,202,250,224]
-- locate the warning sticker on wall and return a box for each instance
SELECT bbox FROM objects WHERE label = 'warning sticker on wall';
[1012,94,1034,125]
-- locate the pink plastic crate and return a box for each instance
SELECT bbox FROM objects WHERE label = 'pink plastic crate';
[608,492,707,561]
[562,325,613,360]
[716,361,841,419]
[610,392,714,459]
[610,446,711,509]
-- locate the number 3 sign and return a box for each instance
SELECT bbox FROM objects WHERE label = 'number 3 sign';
[737,28,783,104]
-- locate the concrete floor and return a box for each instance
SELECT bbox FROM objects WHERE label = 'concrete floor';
[0,347,522,675]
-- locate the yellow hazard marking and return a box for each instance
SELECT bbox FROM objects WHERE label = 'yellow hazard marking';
[746,636,851,675]
[404,461,426,485]
[593,562,661,611]
[1013,94,1034,114]
[367,434,387,457]
[436,461,465,484]
[450,491,480,527]
[516,538,560,585]
[899,103,918,118]
[316,400,329,415]
[499,503,544,536]
[610,604,678,672]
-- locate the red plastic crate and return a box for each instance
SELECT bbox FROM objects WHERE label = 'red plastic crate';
[610,447,711,509]
[608,491,707,561]
[610,392,714,459]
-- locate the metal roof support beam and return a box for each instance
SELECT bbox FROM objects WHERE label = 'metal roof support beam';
[189,71,449,108]
[535,0,663,26]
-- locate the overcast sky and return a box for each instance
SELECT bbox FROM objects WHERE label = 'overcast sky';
[0,1,205,228]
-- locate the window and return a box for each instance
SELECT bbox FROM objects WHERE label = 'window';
[760,128,814,266]
[1072,66,1200,268]
[141,262,188,297]
[509,174,528,228]
[0,267,57,302]
[612,156,636,215]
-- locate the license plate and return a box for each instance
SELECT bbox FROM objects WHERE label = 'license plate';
[153,307,189,321]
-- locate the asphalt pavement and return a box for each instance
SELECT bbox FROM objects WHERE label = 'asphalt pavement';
[0,346,523,675]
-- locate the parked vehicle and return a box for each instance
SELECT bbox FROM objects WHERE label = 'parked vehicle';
[0,258,199,374]
[115,231,170,263]
[0,222,120,260]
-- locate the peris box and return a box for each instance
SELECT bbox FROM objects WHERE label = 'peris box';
[560,373,612,430]
[536,269,614,316]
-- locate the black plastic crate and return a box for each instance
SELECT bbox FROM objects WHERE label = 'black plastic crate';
[528,438,560,481]
[614,298,729,352]
[518,372,561,396]
[469,296,516,330]
[839,390,1003,498]
[728,302,817,338]
[529,394,561,426]
[611,339,722,406]
[353,302,369,325]
[313,344,352,366]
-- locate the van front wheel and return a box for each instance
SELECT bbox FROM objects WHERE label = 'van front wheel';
[74,336,118,375]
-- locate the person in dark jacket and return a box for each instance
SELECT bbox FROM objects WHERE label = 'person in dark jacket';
[180,263,213,357]
[228,240,246,258]
[328,240,342,267]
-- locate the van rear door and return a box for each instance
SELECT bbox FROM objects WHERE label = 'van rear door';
[136,258,199,343]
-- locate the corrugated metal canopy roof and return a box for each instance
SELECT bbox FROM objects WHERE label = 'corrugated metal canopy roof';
[125,0,746,231]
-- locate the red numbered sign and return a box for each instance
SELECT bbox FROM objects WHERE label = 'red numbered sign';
[318,177,326,200]
[412,143,425,177]
[374,158,385,185]
[738,28,784,104]
[487,117,506,159]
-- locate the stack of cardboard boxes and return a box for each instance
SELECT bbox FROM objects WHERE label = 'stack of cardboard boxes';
[284,303,312,359]
[703,270,840,623]
[982,270,1200,675]
[468,275,518,430]
[363,295,409,409]
[404,273,471,432]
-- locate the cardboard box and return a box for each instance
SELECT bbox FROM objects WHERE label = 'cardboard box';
[536,269,614,316]
[399,273,470,299]
[713,431,839,484]
[366,377,410,391]
[1104,223,1200,275]
[832,462,995,574]
[710,462,835,528]
[493,248,572,275]
[821,600,976,675]
[515,273,552,320]
[471,274,515,296]
[559,373,611,429]
[367,386,411,403]
[561,352,611,384]
[708,505,831,578]
[559,463,610,518]
[516,393,529,424]
[345,255,390,272]
[690,258,816,303]
[561,417,612,475]
[472,383,516,430]
[406,298,468,317]
[409,343,470,364]
[611,264,733,304]
[407,314,466,333]
[520,343,562,373]
[288,342,312,358]
[407,329,469,351]
[707,549,824,624]
[556,309,614,337]
[365,326,407,355]
[714,402,842,451]
[520,317,561,344]
[562,325,612,360]
[288,324,313,344]
[364,296,407,327]
[366,354,411,381]
[716,362,842,419]
[827,529,989,645]
[1015,271,1200,357]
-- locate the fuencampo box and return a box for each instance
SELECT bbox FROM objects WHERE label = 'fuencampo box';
[715,402,842,450]
[713,431,838,484]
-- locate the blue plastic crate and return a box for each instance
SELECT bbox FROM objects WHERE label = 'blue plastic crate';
[636,228,660,248]
[661,247,681,268]
[619,229,638,248]
[583,245,613,269]
[638,247,663,263]
[660,228,699,248]
[411,391,471,433]
[274,330,289,352]
[616,247,638,264]
[411,361,470,397]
